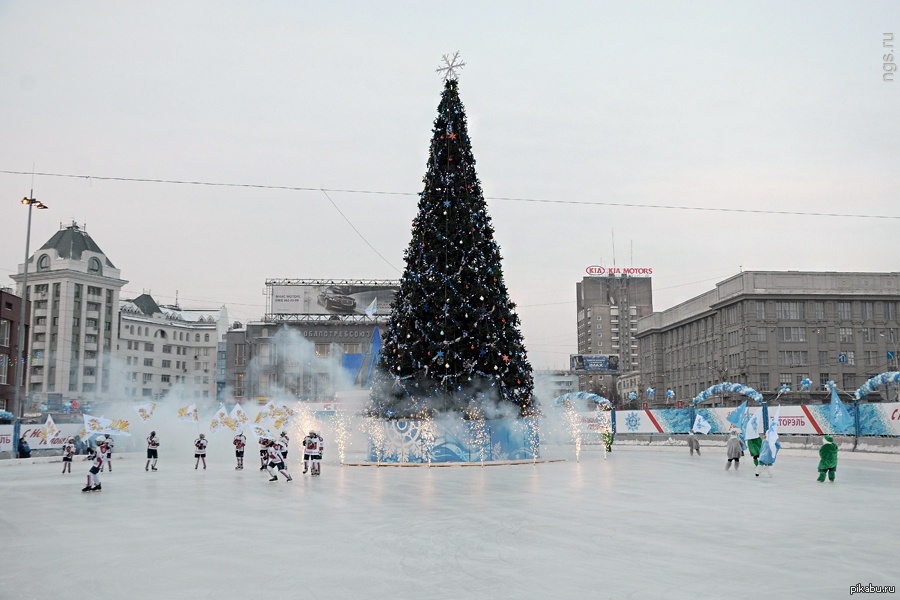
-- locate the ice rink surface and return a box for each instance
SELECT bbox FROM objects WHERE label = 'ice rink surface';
[1,445,897,600]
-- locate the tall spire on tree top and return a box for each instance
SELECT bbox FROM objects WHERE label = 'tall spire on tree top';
[368,59,535,420]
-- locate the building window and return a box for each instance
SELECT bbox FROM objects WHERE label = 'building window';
[235,373,245,396]
[819,373,830,389]
[886,302,898,321]
[842,351,855,366]
[143,358,153,367]
[861,328,876,343]
[204,333,210,342]
[144,343,154,352]
[839,328,854,343]
[0,353,7,384]
[777,327,806,342]
[235,344,247,366]
[818,351,828,366]
[757,327,767,343]
[727,331,740,347]
[842,374,856,389]
[777,351,808,366]
[142,388,153,397]
[756,301,765,320]
[814,301,825,320]
[0,319,9,346]
[759,373,769,391]
[864,351,877,366]
[758,350,768,366]
[162,360,171,369]
[161,374,170,383]
[779,373,792,386]
[815,327,827,342]
[861,302,874,321]
[143,373,153,384]
[162,345,172,354]
[775,301,805,320]
[725,305,740,326]
[315,343,331,357]
[88,257,102,274]
[837,302,852,320]
[195,333,200,342]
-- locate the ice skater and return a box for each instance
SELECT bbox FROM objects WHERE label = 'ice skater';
[304,430,324,476]
[746,431,762,466]
[279,431,290,461]
[146,431,160,471]
[233,430,247,470]
[725,431,742,470]
[259,436,269,471]
[194,433,208,469]
[102,435,114,471]
[265,438,292,482]
[83,436,108,492]
[62,437,75,473]
[817,435,838,483]
[755,428,781,477]
[686,430,700,456]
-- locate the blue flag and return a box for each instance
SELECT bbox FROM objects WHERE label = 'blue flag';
[829,387,854,434]
[727,400,747,427]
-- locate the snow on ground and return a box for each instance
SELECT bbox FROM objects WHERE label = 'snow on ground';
[1,446,896,600]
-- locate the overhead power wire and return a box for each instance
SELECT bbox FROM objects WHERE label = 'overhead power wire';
[1,170,898,221]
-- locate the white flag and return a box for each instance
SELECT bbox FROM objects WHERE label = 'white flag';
[134,402,157,422]
[177,404,198,423]
[744,410,761,440]
[692,414,712,434]
[365,297,378,318]
[767,406,781,457]
[230,403,249,428]
[209,406,236,433]
[249,425,276,440]
[40,414,61,446]
[254,402,277,424]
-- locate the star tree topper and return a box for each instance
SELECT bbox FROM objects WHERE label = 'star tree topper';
[436,52,466,81]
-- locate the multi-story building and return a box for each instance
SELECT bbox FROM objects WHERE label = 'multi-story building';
[10,223,127,409]
[117,294,228,406]
[576,275,653,398]
[533,370,579,402]
[636,271,900,407]
[0,287,28,414]
[226,320,385,404]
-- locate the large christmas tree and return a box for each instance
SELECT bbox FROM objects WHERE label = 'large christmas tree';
[369,67,535,420]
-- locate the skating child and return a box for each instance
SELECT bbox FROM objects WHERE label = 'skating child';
[266,438,292,482]
[725,431,742,470]
[279,431,290,461]
[103,436,114,472]
[686,431,700,456]
[233,430,247,470]
[62,437,75,474]
[83,436,108,492]
[194,433,208,469]
[746,433,763,466]
[146,431,160,471]
[755,429,781,477]
[817,435,838,482]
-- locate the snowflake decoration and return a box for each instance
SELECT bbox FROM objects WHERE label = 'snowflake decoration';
[436,52,466,81]
[624,411,641,432]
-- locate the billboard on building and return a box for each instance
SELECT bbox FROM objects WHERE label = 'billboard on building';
[268,281,399,317]
[570,354,620,373]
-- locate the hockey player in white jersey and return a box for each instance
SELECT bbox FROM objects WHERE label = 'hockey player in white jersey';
[304,431,324,476]
[146,431,160,471]
[233,430,247,470]
[264,438,292,482]
[194,433,208,469]
[82,436,108,492]
[62,437,75,474]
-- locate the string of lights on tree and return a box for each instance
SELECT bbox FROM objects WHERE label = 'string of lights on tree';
[368,56,535,420]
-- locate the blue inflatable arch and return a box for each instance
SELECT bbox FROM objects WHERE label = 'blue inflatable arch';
[855,371,900,400]
[691,381,764,407]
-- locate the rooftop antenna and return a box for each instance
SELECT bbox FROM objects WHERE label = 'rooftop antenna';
[175,289,179,308]
[611,229,616,267]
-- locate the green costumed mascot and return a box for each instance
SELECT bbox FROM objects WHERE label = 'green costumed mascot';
[817,435,838,482]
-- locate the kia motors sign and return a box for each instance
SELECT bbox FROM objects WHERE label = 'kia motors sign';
[586,266,652,276]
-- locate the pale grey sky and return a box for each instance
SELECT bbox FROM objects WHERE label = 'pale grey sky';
[1,1,897,369]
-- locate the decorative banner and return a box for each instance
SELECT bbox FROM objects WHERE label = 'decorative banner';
[230,403,249,429]
[177,404,198,423]
[254,401,277,424]
[134,402,157,422]
[40,414,61,445]
[107,419,132,436]
[83,414,112,439]
[209,406,236,433]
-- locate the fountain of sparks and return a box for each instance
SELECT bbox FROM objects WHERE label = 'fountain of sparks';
[562,402,583,462]
[332,410,352,465]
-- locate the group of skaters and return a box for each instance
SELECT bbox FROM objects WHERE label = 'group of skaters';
[687,428,840,482]
[70,428,324,491]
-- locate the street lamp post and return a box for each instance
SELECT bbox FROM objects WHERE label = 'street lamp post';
[13,194,48,421]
